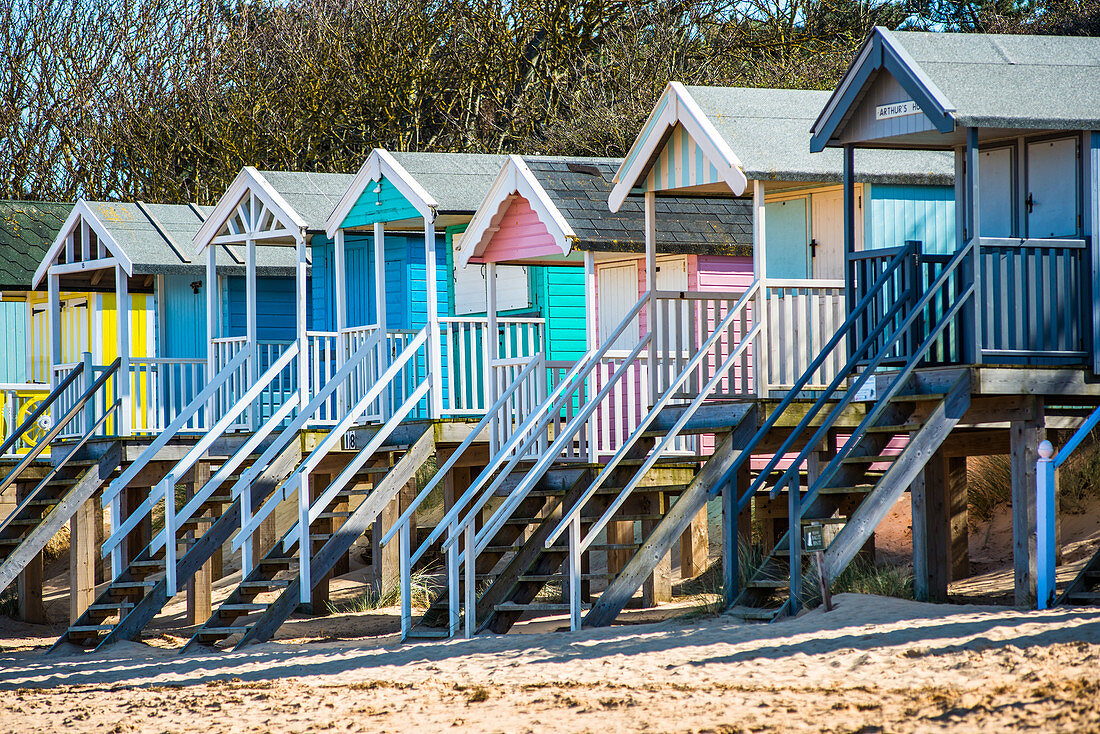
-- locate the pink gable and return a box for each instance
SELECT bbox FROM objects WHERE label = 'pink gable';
[477,196,563,264]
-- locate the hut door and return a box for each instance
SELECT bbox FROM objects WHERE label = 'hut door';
[598,261,641,352]
[1027,137,1079,238]
[810,189,852,280]
[764,198,808,279]
[979,147,1014,238]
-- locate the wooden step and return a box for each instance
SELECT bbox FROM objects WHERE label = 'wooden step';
[801,517,847,526]
[240,579,290,590]
[493,602,590,613]
[259,558,297,569]
[67,625,115,635]
[316,511,352,519]
[817,484,875,495]
[218,603,268,613]
[840,454,900,465]
[866,423,922,434]
[746,578,788,589]
[890,392,947,403]
[1066,592,1100,603]
[198,626,251,638]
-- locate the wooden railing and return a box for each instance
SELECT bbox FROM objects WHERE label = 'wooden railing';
[441,316,545,416]
[763,280,846,392]
[126,358,207,434]
[0,383,52,457]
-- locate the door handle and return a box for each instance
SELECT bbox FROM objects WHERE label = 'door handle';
[809,239,818,257]
[1026,193,1034,214]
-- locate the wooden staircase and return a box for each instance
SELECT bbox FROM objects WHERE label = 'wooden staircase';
[183,427,436,651]
[0,444,123,594]
[731,373,970,620]
[1059,548,1100,607]
[51,442,303,651]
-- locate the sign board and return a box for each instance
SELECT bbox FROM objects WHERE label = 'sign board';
[852,378,877,402]
[875,100,921,121]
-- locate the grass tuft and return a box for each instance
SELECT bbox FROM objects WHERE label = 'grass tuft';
[326,567,440,614]
[967,455,1012,523]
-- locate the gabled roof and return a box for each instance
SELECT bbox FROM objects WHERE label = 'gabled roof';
[193,166,353,254]
[35,199,295,289]
[459,155,752,266]
[613,83,954,206]
[0,200,73,290]
[686,86,954,184]
[812,28,1100,151]
[326,150,508,236]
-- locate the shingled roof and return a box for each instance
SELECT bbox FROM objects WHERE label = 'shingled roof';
[524,157,752,254]
[0,200,74,290]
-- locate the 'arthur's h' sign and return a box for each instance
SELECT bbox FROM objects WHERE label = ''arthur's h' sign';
[875,100,921,121]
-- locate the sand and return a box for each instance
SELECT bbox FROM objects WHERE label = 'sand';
[0,594,1098,732]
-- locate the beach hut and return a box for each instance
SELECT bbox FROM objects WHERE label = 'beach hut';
[808,28,1100,609]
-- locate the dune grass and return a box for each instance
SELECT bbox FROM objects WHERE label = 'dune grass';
[326,567,440,614]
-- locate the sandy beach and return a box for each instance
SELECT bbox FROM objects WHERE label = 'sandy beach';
[1,593,1098,733]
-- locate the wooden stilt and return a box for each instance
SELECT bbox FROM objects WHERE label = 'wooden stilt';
[124,486,151,566]
[186,462,213,626]
[311,473,333,614]
[912,447,949,602]
[946,456,970,581]
[70,493,97,623]
[1011,398,1044,606]
[15,482,45,624]
[679,506,709,580]
[607,520,633,576]
[642,491,671,606]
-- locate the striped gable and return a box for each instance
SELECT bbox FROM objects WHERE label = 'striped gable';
[645,124,723,193]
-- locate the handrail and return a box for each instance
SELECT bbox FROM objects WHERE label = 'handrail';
[409,292,652,562]
[544,281,760,548]
[229,326,416,553]
[707,242,919,504]
[765,239,974,512]
[449,333,653,559]
[0,362,86,458]
[380,353,543,549]
[0,400,121,539]
[102,344,297,560]
[102,348,250,507]
[1037,404,1100,609]
[0,358,121,498]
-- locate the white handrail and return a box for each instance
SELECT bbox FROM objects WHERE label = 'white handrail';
[544,281,760,548]
[102,344,298,563]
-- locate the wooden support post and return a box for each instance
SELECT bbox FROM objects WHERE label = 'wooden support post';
[1011,398,1044,606]
[186,462,213,626]
[94,493,108,584]
[641,491,671,606]
[947,456,970,581]
[722,457,751,606]
[15,483,45,624]
[912,448,949,602]
[251,502,278,570]
[607,520,633,577]
[70,493,97,623]
[124,486,151,566]
[679,506,708,580]
[310,473,333,614]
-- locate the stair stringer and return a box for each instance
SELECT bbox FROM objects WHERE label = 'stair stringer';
[0,443,122,592]
[226,426,437,650]
[54,442,304,653]
[584,408,758,628]
[820,373,970,586]
[1058,546,1100,606]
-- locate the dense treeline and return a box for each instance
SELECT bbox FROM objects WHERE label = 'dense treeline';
[1,0,1097,203]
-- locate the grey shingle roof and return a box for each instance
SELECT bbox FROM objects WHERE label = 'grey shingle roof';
[525,157,753,254]
[0,200,74,290]
[685,86,954,185]
[886,30,1100,130]
[391,152,510,213]
[256,171,356,232]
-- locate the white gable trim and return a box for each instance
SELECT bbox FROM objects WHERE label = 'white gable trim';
[192,167,308,255]
[609,82,748,212]
[456,155,575,268]
[323,148,439,237]
[32,200,134,288]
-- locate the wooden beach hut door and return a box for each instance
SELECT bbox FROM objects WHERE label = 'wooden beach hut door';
[810,189,849,280]
[598,262,640,352]
[1027,137,1079,238]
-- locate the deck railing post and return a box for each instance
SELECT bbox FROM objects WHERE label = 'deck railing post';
[788,472,802,615]
[82,352,94,437]
[1036,440,1056,610]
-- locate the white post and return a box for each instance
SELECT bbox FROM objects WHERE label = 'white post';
[645,191,658,406]
[425,217,443,418]
[206,244,217,428]
[374,222,389,418]
[296,234,309,417]
[47,272,61,389]
[116,264,130,436]
[486,261,498,405]
[1036,440,1056,610]
[752,179,769,397]
[584,250,597,463]
[245,237,258,429]
[334,229,348,418]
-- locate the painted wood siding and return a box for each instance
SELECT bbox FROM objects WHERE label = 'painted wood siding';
[222,276,299,342]
[0,300,27,382]
[646,123,722,193]
[161,275,206,358]
[478,196,561,262]
[696,255,754,290]
[341,177,420,228]
[839,72,937,145]
[865,184,956,254]
[531,266,587,360]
